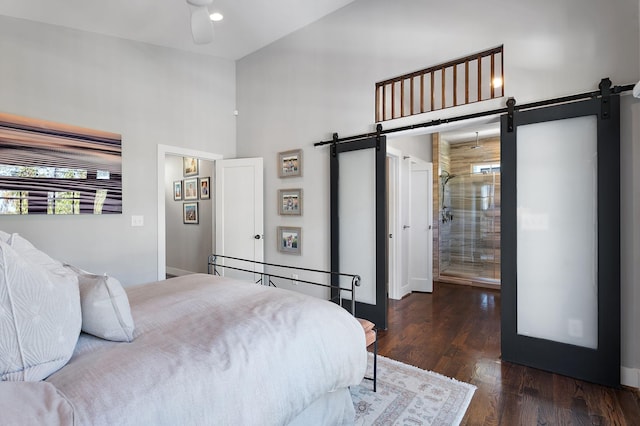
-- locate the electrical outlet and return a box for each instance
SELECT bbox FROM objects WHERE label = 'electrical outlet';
[568,319,584,338]
[292,273,299,285]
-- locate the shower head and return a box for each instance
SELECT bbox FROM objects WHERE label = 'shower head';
[440,171,457,184]
[470,132,481,149]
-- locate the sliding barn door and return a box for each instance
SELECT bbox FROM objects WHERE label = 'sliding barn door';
[501,94,620,386]
[330,136,388,329]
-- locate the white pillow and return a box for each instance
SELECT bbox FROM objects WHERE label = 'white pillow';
[65,265,135,342]
[0,241,81,381]
[0,230,10,243]
[8,234,71,278]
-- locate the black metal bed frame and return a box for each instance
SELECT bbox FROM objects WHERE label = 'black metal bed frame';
[207,254,361,316]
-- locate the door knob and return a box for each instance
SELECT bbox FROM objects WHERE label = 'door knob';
[254,234,262,240]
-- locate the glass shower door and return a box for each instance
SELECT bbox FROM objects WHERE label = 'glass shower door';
[440,172,500,282]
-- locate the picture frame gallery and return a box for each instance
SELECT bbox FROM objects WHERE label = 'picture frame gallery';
[175,157,210,225]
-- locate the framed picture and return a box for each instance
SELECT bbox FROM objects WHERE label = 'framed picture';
[173,180,182,201]
[183,157,199,177]
[278,149,302,178]
[183,178,199,200]
[199,177,211,200]
[278,188,302,215]
[277,226,301,255]
[183,202,199,224]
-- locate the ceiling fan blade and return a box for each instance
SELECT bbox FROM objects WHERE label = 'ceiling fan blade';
[186,0,213,6]
[190,6,214,44]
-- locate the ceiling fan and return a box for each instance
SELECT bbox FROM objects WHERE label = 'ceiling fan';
[186,0,214,44]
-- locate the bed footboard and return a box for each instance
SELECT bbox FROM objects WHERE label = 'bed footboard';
[207,254,361,316]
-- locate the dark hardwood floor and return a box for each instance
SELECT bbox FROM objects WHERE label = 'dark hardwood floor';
[376,282,640,425]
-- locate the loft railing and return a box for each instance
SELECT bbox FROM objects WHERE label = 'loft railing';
[375,46,504,122]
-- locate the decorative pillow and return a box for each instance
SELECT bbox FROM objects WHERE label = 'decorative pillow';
[65,265,135,342]
[0,241,81,381]
[8,233,71,278]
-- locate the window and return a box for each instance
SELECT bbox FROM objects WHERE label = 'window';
[0,190,27,214]
[472,163,500,174]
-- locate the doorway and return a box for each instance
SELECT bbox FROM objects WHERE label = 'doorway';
[435,124,501,287]
[156,145,222,281]
[386,144,434,299]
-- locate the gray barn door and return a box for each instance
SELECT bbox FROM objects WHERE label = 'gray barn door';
[330,136,388,329]
[500,93,620,387]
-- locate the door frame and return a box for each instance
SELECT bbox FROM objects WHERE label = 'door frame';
[386,147,402,300]
[157,144,223,281]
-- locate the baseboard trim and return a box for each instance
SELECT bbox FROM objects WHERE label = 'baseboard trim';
[621,366,639,389]
[166,267,196,277]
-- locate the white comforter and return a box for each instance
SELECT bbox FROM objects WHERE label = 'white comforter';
[43,273,367,425]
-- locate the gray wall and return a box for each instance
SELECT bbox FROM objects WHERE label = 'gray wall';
[0,15,236,285]
[165,156,214,275]
[235,0,640,382]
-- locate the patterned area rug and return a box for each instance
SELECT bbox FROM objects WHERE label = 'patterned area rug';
[350,354,476,425]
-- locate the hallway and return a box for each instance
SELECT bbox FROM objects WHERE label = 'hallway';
[377,283,640,424]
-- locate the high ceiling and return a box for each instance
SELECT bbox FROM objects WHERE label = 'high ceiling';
[0,0,355,60]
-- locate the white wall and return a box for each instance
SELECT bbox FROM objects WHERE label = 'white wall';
[165,156,214,275]
[388,134,433,163]
[0,15,236,285]
[236,0,640,381]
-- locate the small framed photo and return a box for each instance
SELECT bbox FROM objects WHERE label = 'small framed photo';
[183,157,199,177]
[183,202,199,224]
[173,180,183,201]
[199,177,211,200]
[278,188,302,215]
[183,178,199,200]
[278,149,302,178]
[277,226,301,255]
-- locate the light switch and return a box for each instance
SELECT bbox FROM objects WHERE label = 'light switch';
[131,215,144,227]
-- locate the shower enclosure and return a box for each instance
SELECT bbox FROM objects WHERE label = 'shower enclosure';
[439,171,500,283]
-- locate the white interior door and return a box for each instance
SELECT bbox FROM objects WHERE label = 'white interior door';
[409,159,433,292]
[215,157,263,281]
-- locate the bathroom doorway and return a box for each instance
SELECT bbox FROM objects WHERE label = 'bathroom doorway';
[435,123,501,287]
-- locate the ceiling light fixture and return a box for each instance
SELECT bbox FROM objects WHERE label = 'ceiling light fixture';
[492,77,503,89]
[209,12,224,22]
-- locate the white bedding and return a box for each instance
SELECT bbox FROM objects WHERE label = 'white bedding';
[43,273,367,425]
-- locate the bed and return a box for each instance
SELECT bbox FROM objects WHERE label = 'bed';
[0,233,367,425]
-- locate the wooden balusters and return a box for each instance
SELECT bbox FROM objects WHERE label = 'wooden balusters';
[375,46,504,122]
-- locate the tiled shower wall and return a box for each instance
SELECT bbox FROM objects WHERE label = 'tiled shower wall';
[436,136,501,283]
